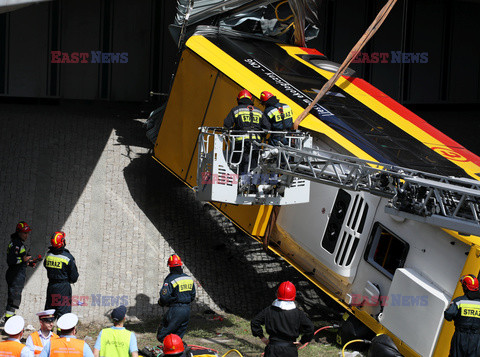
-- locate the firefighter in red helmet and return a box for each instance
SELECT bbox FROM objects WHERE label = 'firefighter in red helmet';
[2,221,34,323]
[260,91,294,146]
[224,89,271,189]
[44,231,79,320]
[157,255,196,343]
[251,281,314,357]
[162,334,186,356]
[445,274,480,357]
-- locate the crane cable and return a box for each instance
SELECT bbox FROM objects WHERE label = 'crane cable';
[293,0,398,130]
[274,0,293,22]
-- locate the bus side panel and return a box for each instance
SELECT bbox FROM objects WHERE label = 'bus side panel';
[154,49,217,179]
[184,72,239,185]
[154,50,271,237]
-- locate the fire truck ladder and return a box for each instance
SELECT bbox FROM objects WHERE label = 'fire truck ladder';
[196,127,480,236]
[256,138,480,236]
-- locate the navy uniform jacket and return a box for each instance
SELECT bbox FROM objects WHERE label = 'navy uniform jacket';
[264,103,293,131]
[444,293,480,357]
[44,247,79,283]
[159,272,196,307]
[224,100,271,133]
[7,234,28,272]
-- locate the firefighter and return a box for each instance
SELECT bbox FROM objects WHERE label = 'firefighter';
[26,310,59,355]
[156,254,196,343]
[39,313,93,357]
[43,231,79,320]
[93,305,139,357]
[162,334,186,356]
[260,91,294,146]
[251,281,314,357]
[444,274,480,357]
[3,221,34,322]
[0,315,32,357]
[224,89,271,185]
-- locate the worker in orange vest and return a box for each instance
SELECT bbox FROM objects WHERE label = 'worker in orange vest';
[38,313,93,357]
[0,315,33,356]
[26,310,59,355]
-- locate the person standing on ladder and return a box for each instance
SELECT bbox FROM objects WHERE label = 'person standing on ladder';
[224,89,271,187]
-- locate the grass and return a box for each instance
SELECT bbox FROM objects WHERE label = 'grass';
[70,312,344,357]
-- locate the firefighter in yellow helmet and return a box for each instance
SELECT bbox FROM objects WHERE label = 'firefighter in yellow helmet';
[156,255,196,343]
[444,274,480,357]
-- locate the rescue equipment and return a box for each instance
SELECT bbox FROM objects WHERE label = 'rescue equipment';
[197,127,480,237]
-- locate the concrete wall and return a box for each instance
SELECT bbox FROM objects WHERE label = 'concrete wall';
[317,0,480,104]
[0,0,177,101]
[0,0,478,104]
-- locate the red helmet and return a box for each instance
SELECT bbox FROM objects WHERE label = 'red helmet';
[461,274,479,291]
[237,89,253,101]
[51,231,66,249]
[163,334,184,355]
[167,254,183,267]
[260,91,274,103]
[277,281,296,301]
[16,221,32,233]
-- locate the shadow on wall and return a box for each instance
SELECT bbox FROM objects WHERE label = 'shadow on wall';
[0,101,142,315]
[121,135,342,322]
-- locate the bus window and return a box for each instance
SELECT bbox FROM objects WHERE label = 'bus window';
[364,223,409,279]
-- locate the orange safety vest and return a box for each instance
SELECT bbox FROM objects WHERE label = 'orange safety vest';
[0,340,26,357]
[50,337,85,356]
[30,331,60,355]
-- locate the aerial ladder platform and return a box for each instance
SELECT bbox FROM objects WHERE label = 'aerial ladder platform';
[196,127,480,236]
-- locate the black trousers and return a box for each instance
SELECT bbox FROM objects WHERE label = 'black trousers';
[157,304,191,343]
[5,267,26,313]
[449,330,480,357]
[264,343,298,357]
[45,281,72,318]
